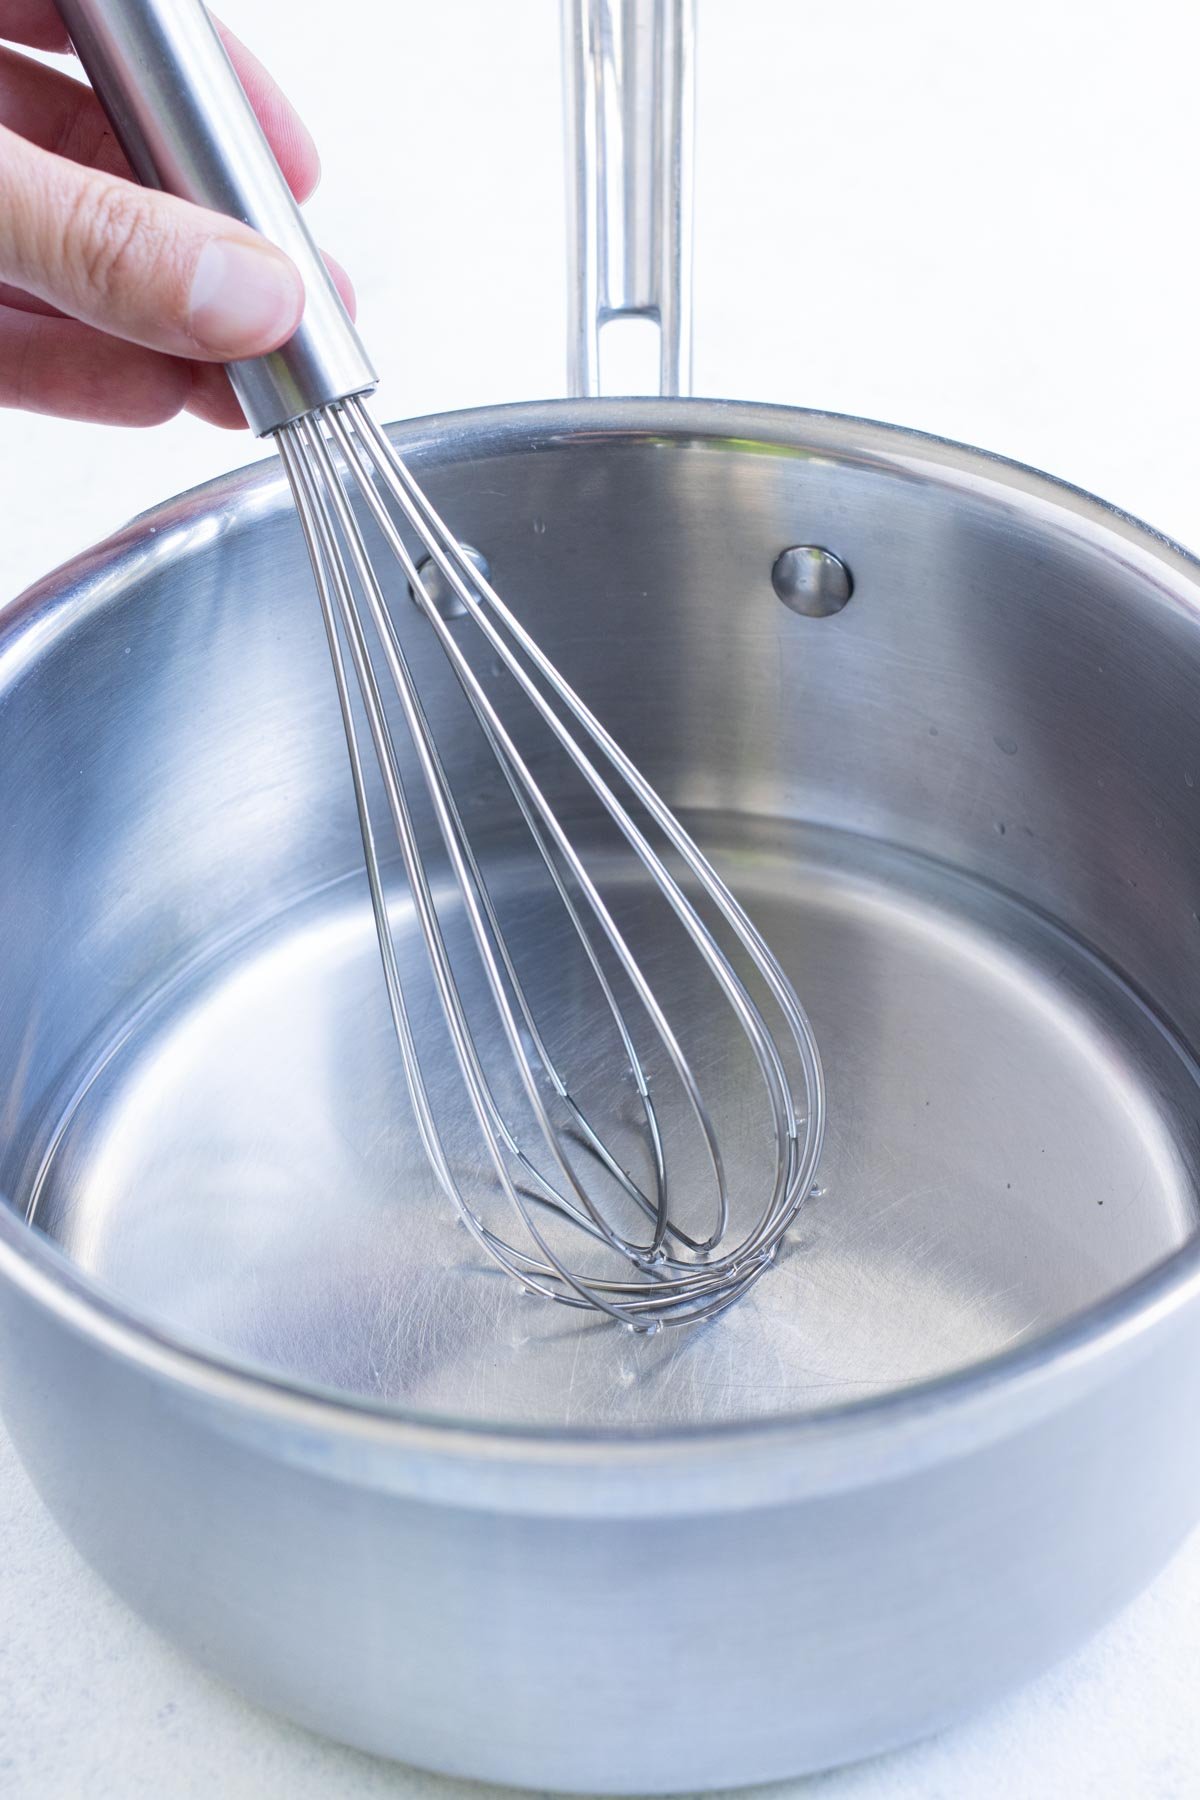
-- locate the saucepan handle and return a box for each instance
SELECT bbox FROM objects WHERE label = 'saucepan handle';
[561,0,696,398]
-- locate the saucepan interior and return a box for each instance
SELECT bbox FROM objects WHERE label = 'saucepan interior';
[2,397,1199,1434]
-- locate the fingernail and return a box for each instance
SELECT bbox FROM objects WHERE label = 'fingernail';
[188,239,304,356]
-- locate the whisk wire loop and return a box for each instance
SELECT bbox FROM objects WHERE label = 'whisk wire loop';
[275,401,826,1327]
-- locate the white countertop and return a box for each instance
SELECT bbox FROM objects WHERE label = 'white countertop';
[2,1,1199,1793]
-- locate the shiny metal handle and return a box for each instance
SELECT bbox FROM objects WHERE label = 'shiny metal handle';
[55,0,376,435]
[562,0,695,398]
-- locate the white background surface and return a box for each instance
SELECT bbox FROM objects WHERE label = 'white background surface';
[2,0,1200,1794]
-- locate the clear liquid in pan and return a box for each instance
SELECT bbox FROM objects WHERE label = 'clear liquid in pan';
[25,816,1200,1432]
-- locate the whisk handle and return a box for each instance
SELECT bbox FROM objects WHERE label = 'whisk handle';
[55,0,377,435]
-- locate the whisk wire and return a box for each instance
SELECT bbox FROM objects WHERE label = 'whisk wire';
[322,430,736,1245]
[282,429,634,1316]
[289,424,665,1323]
[300,418,695,1284]
[275,400,826,1327]
[347,402,820,1140]
[331,404,801,1234]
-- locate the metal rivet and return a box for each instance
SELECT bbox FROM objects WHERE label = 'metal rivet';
[409,544,490,620]
[771,546,853,617]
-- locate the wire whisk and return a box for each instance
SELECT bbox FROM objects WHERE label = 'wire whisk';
[275,399,824,1329]
[61,0,825,1330]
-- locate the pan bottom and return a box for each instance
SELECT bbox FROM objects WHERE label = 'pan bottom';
[24,815,1200,1431]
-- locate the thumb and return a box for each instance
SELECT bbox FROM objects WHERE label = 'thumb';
[0,121,304,361]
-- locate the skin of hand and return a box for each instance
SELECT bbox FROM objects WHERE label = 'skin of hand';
[0,1,353,427]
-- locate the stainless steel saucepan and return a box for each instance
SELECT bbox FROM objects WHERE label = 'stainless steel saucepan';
[2,0,1199,1789]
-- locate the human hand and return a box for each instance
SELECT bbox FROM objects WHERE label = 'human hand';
[0,1,351,427]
